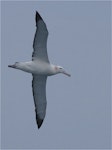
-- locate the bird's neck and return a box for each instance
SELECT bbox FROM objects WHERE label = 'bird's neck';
[50,64,59,75]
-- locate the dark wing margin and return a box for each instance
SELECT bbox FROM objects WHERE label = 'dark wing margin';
[32,75,47,129]
[35,11,42,25]
[32,11,49,63]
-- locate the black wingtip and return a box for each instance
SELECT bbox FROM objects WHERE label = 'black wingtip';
[37,118,44,129]
[35,111,44,129]
[35,11,42,24]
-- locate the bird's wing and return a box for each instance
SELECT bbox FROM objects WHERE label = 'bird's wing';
[32,75,47,129]
[32,11,49,63]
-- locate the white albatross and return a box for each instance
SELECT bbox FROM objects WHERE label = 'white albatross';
[8,11,71,129]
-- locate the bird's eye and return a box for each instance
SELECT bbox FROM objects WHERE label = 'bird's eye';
[59,67,62,69]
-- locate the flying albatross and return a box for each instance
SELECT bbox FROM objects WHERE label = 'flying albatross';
[8,11,71,129]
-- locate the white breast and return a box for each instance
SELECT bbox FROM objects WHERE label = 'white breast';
[18,60,54,75]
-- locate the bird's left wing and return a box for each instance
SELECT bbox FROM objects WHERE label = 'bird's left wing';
[32,75,47,129]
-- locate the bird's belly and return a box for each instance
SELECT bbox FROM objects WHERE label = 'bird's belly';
[22,61,52,75]
[30,66,48,75]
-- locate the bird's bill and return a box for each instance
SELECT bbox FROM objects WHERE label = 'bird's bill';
[62,71,71,77]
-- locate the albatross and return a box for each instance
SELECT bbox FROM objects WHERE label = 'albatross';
[8,11,71,129]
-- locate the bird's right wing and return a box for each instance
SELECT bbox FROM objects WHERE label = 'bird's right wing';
[32,75,47,128]
[32,11,49,63]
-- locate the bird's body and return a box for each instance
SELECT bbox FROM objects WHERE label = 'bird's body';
[13,60,56,75]
[8,11,70,129]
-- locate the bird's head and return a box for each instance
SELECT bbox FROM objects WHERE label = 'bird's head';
[54,65,71,77]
